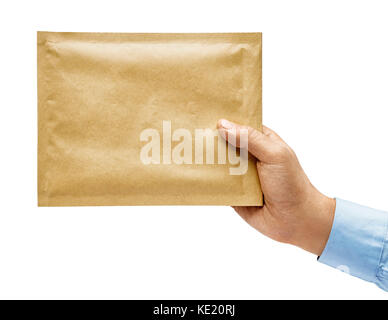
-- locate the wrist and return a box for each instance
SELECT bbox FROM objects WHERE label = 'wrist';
[291,191,336,256]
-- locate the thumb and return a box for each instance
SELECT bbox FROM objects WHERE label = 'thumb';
[217,119,279,162]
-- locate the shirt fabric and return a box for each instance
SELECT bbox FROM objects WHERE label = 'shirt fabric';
[319,198,388,291]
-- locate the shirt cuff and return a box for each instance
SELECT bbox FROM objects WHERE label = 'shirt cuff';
[318,198,388,284]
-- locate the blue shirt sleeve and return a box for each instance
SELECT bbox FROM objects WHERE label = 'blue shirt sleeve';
[318,198,388,291]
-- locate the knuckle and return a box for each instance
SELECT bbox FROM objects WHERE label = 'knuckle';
[271,145,292,161]
[247,127,259,138]
[248,128,263,144]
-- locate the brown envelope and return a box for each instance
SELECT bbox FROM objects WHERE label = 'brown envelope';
[38,32,262,206]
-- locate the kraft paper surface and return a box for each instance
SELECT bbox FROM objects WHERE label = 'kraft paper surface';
[38,32,263,206]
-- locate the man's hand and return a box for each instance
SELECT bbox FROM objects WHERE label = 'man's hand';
[217,119,336,256]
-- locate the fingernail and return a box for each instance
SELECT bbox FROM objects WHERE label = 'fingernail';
[219,119,234,129]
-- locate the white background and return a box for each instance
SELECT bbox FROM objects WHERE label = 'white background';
[0,0,388,299]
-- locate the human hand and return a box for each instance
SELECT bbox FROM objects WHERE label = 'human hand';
[217,119,336,256]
